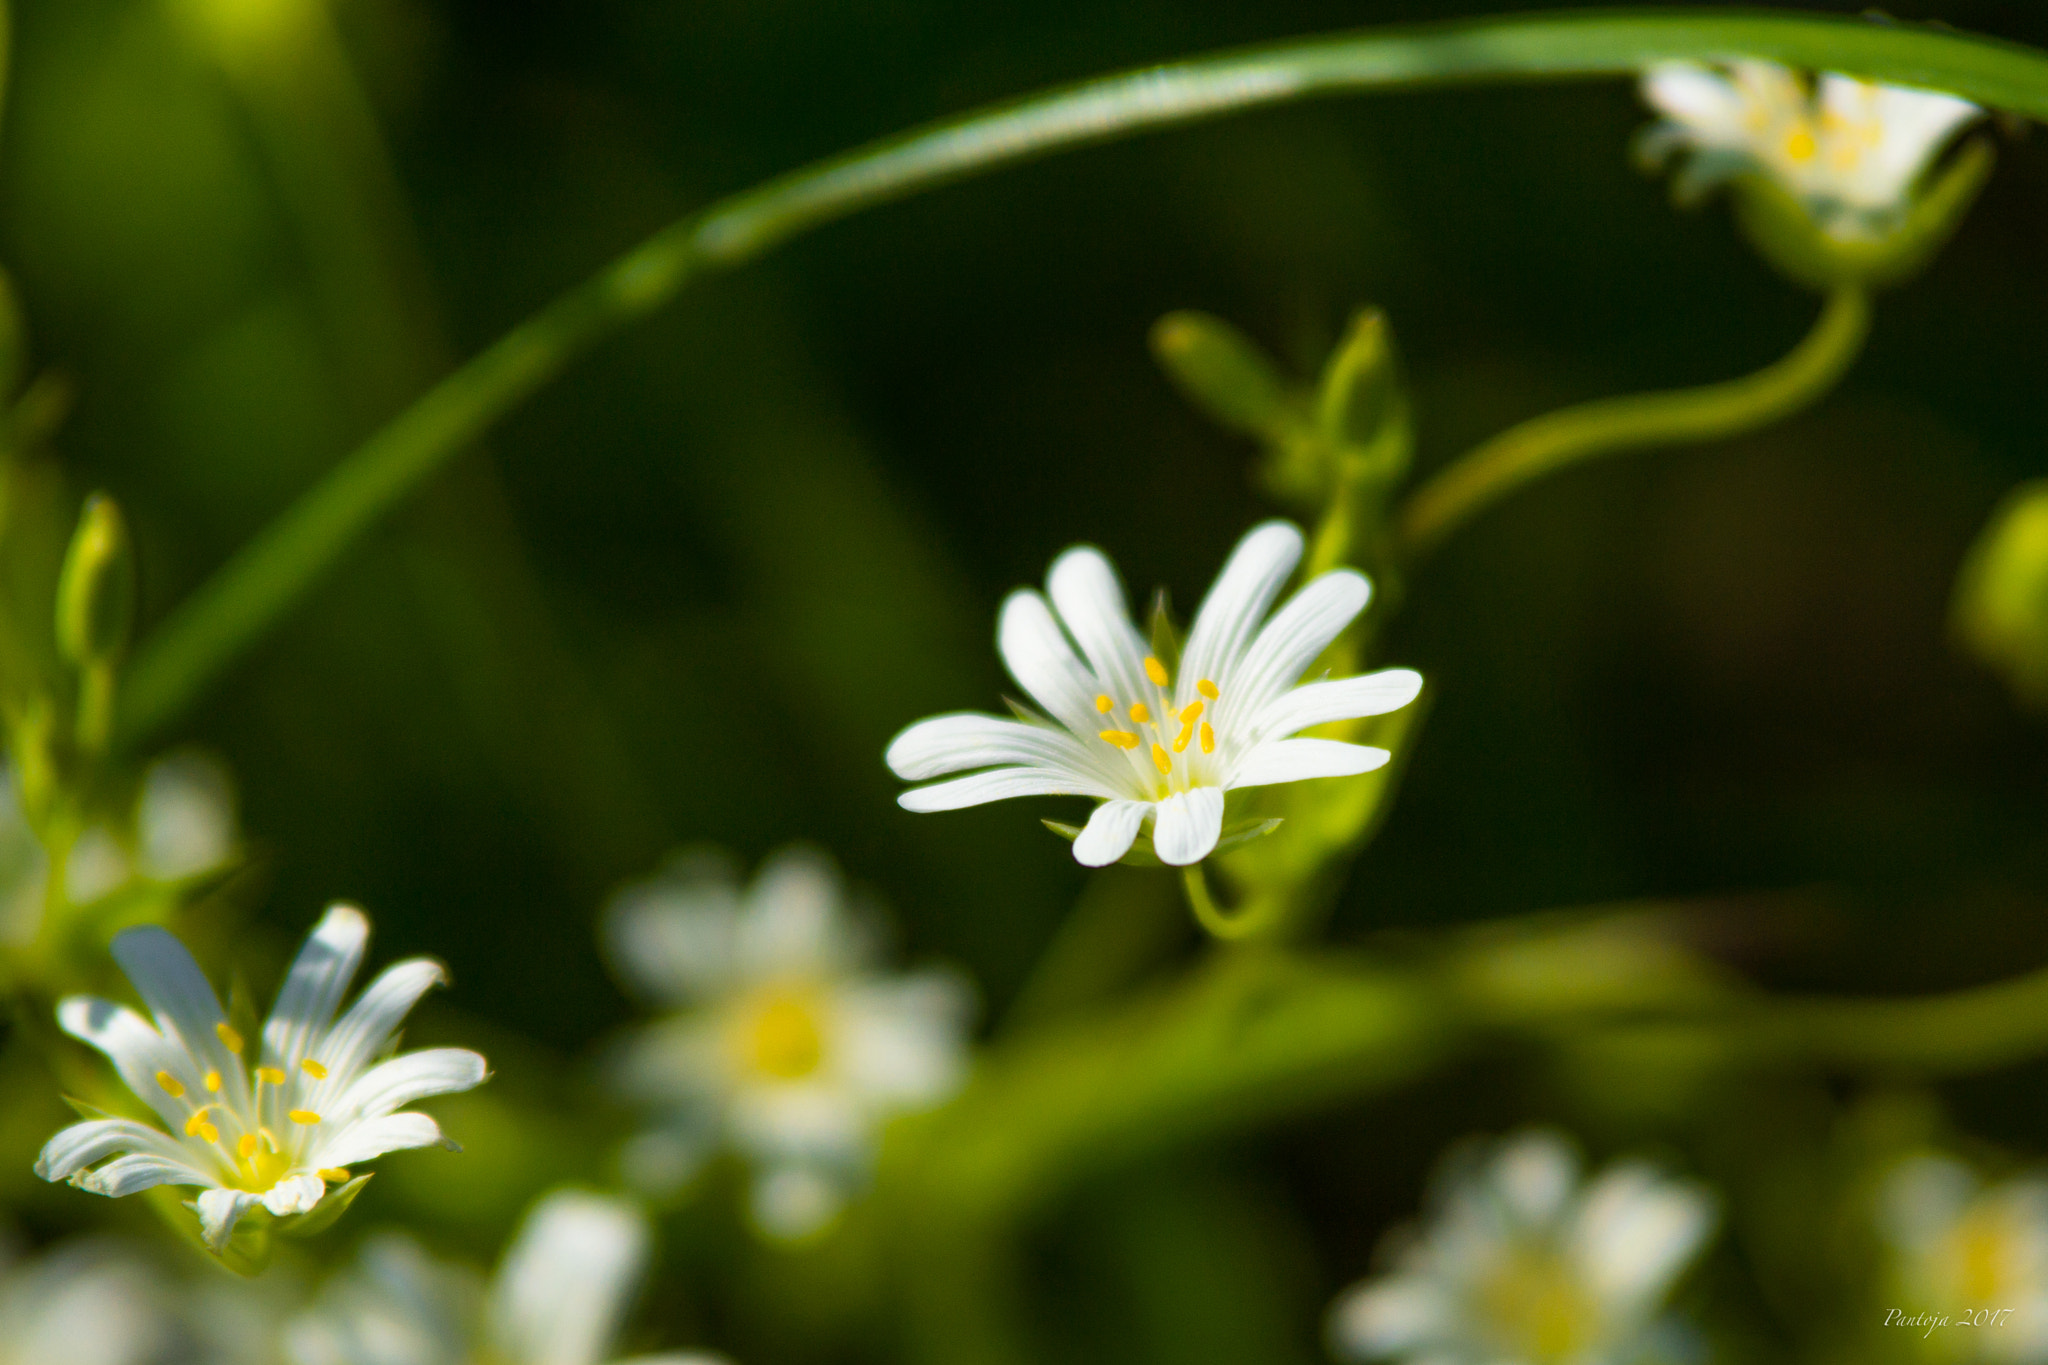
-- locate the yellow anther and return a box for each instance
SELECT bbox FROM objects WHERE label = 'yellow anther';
[1200,723,1215,754]
[215,1023,244,1054]
[1144,656,1169,686]
[1784,125,1817,162]
[1197,678,1218,699]
[155,1070,186,1098]
[1094,694,1113,714]
[204,1071,222,1093]
[256,1067,287,1086]
[1128,702,1151,724]
[1151,743,1172,775]
[199,1122,220,1144]
[1173,724,1193,753]
[1179,700,1204,725]
[319,1168,351,1183]
[289,1110,322,1125]
[184,1108,214,1137]
[238,1133,259,1160]
[301,1059,328,1079]
[1099,729,1140,750]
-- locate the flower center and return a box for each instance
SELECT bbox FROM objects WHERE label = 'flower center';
[739,988,827,1081]
[154,1022,336,1192]
[1477,1245,1599,1365]
[1947,1202,2022,1304]
[1094,657,1220,796]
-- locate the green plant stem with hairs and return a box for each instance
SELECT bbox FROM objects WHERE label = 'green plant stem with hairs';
[116,9,2048,747]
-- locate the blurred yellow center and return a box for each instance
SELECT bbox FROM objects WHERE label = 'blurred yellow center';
[1479,1247,1597,1364]
[741,989,826,1080]
[1950,1204,2019,1303]
[233,1143,292,1193]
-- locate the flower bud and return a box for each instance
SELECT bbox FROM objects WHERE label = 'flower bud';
[1953,480,2048,708]
[56,493,135,671]
[1149,311,1295,441]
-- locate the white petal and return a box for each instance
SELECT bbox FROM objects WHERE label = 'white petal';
[1150,787,1224,866]
[738,846,864,980]
[1573,1164,1716,1311]
[316,959,446,1086]
[835,971,974,1106]
[1226,570,1371,718]
[137,752,236,879]
[1879,1155,1977,1251]
[196,1188,264,1251]
[490,1190,648,1365]
[307,1111,446,1170]
[263,904,368,1075]
[1072,798,1150,867]
[885,712,1103,782]
[262,1172,328,1217]
[1228,739,1389,789]
[1491,1130,1580,1226]
[751,1166,845,1241]
[54,997,188,1130]
[36,1118,202,1183]
[1178,521,1303,695]
[602,853,743,1006]
[997,589,1103,735]
[1046,546,1150,704]
[898,766,1116,812]
[328,1048,489,1124]
[1640,62,1749,144]
[80,1153,212,1197]
[108,927,243,1094]
[1327,1277,1456,1357]
[1251,668,1423,742]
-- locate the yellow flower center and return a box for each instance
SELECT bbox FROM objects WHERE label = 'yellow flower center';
[155,1033,334,1194]
[1947,1202,2022,1304]
[1478,1246,1600,1365]
[739,988,827,1081]
[1095,657,1221,796]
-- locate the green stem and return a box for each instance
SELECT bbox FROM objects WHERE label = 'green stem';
[118,11,2048,743]
[1396,284,1871,560]
[1181,863,1287,942]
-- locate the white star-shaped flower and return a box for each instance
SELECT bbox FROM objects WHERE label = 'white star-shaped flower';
[1329,1130,1717,1365]
[1640,59,1981,239]
[604,846,972,1240]
[1880,1155,2048,1361]
[287,1188,729,1365]
[35,904,488,1252]
[886,520,1421,867]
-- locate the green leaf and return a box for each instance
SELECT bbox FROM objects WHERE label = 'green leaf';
[276,1174,374,1239]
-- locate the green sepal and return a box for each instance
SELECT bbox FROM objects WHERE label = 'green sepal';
[1149,311,1298,441]
[55,493,135,670]
[1147,590,1181,676]
[1732,137,1994,292]
[276,1173,374,1239]
[1043,813,1283,868]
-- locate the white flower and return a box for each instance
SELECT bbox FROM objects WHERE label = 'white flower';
[1880,1155,2048,1362]
[603,846,972,1240]
[0,1236,178,1365]
[286,1189,729,1365]
[885,520,1421,867]
[1329,1130,1717,1365]
[35,904,488,1252]
[1639,59,1981,239]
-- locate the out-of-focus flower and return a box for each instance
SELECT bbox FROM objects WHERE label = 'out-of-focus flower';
[286,1189,728,1365]
[886,520,1421,867]
[1638,60,1980,240]
[1880,1154,2048,1362]
[36,904,488,1251]
[603,846,972,1240]
[0,1235,180,1365]
[1329,1130,1717,1365]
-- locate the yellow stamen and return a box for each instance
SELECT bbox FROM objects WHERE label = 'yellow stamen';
[1128,702,1151,724]
[1151,743,1172,775]
[1178,700,1203,725]
[1785,125,1817,162]
[301,1059,328,1079]
[204,1070,222,1093]
[1197,678,1218,699]
[256,1067,287,1086]
[745,993,826,1080]
[199,1122,219,1144]
[184,1108,214,1137]
[1095,694,1113,713]
[1099,729,1140,750]
[155,1070,186,1098]
[238,1133,259,1160]
[215,1023,244,1054]
[288,1110,322,1125]
[1173,724,1193,753]
[1144,656,1169,686]
[318,1168,351,1183]
[1200,723,1215,754]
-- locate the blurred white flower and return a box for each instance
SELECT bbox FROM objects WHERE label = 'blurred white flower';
[1880,1154,2048,1362]
[137,752,238,881]
[887,520,1420,867]
[36,904,488,1251]
[1329,1130,1717,1365]
[286,1189,728,1365]
[1639,60,1980,239]
[604,846,973,1239]
[0,1235,179,1365]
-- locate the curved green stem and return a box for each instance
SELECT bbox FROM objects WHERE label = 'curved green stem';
[1182,863,1286,942]
[118,11,2048,743]
[1396,284,1871,560]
